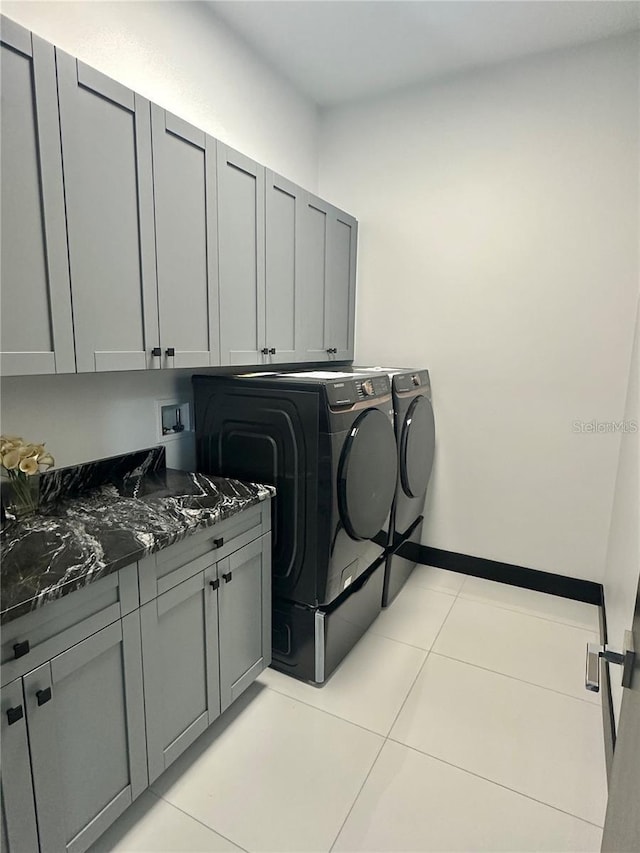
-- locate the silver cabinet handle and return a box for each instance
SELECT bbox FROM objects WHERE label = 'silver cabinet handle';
[585,631,635,693]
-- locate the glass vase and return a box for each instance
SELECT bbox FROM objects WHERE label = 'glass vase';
[3,472,40,520]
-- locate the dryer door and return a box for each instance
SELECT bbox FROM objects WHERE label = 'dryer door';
[338,408,397,541]
[399,395,435,498]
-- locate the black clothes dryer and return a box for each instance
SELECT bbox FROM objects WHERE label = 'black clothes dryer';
[193,370,398,683]
[352,367,436,606]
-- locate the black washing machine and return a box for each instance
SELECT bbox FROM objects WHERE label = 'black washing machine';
[353,367,436,606]
[193,370,398,683]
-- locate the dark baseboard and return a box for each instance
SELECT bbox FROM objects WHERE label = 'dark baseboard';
[397,541,603,605]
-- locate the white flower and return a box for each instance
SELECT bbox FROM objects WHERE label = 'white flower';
[0,434,55,475]
[2,449,20,470]
[19,456,38,475]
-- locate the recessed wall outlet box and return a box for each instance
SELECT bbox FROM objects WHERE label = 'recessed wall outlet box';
[156,399,192,442]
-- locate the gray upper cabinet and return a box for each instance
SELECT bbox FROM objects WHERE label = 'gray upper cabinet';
[265,171,304,363]
[327,207,357,361]
[1,18,357,377]
[151,106,219,369]
[300,194,357,363]
[217,144,267,365]
[56,51,159,373]
[0,18,75,376]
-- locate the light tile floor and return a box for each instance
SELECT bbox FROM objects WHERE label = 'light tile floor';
[91,568,606,853]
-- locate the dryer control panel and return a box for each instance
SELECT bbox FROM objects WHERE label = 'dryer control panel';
[393,370,431,399]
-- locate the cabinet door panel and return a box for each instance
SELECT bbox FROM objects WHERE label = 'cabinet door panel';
[299,194,357,363]
[265,171,302,362]
[328,211,357,361]
[0,677,39,853]
[0,20,75,375]
[299,196,330,361]
[25,616,147,853]
[151,105,219,369]
[57,50,159,373]
[217,145,266,365]
[141,571,220,784]
[218,533,271,712]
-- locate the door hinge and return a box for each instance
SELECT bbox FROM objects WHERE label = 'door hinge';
[586,631,635,692]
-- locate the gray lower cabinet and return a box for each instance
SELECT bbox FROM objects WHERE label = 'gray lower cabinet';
[217,144,267,366]
[218,533,272,712]
[0,506,271,852]
[151,105,220,369]
[1,677,39,853]
[56,50,159,374]
[140,569,221,784]
[0,18,75,376]
[140,530,272,781]
[1,613,147,853]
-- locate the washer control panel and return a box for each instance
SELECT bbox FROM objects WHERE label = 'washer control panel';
[326,374,391,407]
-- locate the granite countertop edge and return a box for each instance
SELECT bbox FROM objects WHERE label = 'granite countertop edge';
[1,469,275,626]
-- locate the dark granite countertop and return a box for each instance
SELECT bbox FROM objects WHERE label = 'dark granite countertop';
[0,448,274,625]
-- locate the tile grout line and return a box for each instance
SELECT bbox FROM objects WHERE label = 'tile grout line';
[328,737,387,853]
[385,589,458,736]
[430,649,603,707]
[260,682,392,738]
[386,737,605,831]
[416,569,599,633]
[328,586,459,852]
[453,592,600,635]
[457,593,599,632]
[148,789,251,852]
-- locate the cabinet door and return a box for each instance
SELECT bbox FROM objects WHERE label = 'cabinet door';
[327,207,357,362]
[218,533,271,713]
[0,677,39,853]
[298,194,332,361]
[151,106,219,369]
[265,171,304,363]
[299,194,357,363]
[24,614,147,853]
[140,570,220,784]
[57,51,159,373]
[217,144,266,366]
[0,18,75,376]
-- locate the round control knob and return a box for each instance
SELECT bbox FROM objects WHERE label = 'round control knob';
[362,379,374,397]
[412,374,421,387]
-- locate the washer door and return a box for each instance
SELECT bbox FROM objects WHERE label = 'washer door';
[338,408,398,541]
[399,395,435,498]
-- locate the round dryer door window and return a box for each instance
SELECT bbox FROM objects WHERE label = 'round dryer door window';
[400,395,435,498]
[338,408,398,541]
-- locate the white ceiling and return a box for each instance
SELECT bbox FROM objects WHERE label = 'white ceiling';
[208,1,640,106]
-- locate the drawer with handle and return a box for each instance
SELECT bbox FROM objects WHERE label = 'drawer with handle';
[138,500,270,603]
[1,562,138,687]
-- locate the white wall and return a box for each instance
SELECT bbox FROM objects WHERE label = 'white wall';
[1,370,198,470]
[0,0,318,471]
[1,0,319,189]
[319,34,639,581]
[603,297,639,727]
